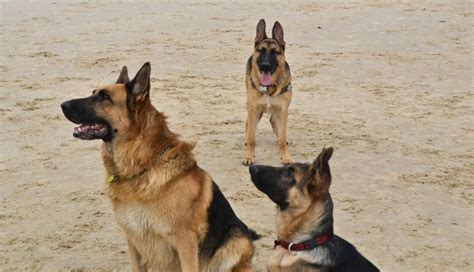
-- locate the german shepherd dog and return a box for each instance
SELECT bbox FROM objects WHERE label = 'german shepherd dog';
[61,63,258,271]
[244,19,293,166]
[249,148,379,271]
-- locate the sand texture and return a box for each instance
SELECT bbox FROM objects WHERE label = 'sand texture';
[1,1,472,271]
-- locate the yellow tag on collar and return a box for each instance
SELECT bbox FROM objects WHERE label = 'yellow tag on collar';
[108,175,119,183]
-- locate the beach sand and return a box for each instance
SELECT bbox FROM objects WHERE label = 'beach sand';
[1,1,472,271]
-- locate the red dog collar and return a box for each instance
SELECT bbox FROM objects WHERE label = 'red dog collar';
[274,234,332,255]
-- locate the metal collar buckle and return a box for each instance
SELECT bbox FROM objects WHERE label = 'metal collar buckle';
[288,242,297,255]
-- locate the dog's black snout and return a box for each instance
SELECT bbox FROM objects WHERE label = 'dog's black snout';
[61,101,72,111]
[249,164,259,174]
[260,62,271,72]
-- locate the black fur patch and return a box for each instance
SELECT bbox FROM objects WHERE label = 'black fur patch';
[246,56,253,73]
[256,47,279,74]
[326,236,380,272]
[61,97,113,141]
[249,164,309,210]
[285,61,291,75]
[199,182,252,259]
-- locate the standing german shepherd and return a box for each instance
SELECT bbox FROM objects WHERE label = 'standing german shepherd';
[244,19,293,166]
[61,63,258,271]
[249,148,379,271]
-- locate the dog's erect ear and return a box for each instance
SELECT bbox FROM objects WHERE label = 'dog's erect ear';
[306,147,333,197]
[128,62,151,99]
[272,21,285,50]
[255,19,267,47]
[313,147,333,184]
[126,63,151,113]
[116,66,130,84]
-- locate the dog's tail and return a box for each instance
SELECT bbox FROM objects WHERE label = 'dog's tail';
[249,228,262,240]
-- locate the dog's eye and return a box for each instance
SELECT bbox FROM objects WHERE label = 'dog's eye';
[258,48,266,54]
[285,167,294,178]
[98,91,111,101]
[270,49,278,55]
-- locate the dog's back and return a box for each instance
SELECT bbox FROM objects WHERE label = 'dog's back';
[325,235,379,272]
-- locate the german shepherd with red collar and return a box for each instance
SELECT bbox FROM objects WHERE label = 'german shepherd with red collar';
[244,19,293,166]
[61,63,258,271]
[249,148,379,271]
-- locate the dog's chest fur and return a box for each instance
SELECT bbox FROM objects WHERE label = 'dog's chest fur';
[112,200,183,269]
[114,202,171,236]
[253,91,291,114]
[268,246,331,272]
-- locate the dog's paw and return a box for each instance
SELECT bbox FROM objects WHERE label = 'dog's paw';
[281,157,294,165]
[242,157,254,166]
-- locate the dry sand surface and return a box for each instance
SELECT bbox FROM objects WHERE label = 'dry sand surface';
[1,1,473,271]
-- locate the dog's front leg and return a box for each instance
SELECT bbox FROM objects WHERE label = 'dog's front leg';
[167,233,199,272]
[127,239,147,272]
[244,109,260,165]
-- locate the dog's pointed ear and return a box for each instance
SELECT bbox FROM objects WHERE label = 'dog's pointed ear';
[255,19,267,47]
[307,147,334,197]
[128,62,151,100]
[116,66,130,84]
[312,147,333,184]
[272,21,285,50]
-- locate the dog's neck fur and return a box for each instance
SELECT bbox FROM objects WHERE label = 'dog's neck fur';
[276,193,334,243]
[101,103,194,183]
[275,194,338,268]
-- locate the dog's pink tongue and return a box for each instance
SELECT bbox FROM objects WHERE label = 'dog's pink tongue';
[260,73,272,86]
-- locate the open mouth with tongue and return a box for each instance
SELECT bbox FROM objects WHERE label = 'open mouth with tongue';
[61,99,114,141]
[259,72,273,86]
[73,123,109,140]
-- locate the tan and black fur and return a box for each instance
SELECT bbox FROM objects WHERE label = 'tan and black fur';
[61,63,258,272]
[244,19,293,165]
[249,148,379,271]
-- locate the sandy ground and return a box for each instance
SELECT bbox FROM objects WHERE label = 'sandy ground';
[1,1,473,271]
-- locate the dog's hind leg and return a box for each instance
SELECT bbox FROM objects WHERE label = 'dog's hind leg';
[272,110,293,165]
[206,235,255,272]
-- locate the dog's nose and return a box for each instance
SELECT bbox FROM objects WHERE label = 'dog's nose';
[249,164,259,174]
[260,62,271,72]
[61,101,71,111]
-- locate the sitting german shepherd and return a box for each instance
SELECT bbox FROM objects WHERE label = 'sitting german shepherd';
[244,19,293,166]
[249,148,379,271]
[61,63,258,271]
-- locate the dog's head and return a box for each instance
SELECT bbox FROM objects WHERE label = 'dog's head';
[249,147,333,210]
[61,62,152,142]
[252,19,286,86]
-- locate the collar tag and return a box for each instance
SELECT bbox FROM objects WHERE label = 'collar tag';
[107,175,119,183]
[259,86,267,93]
